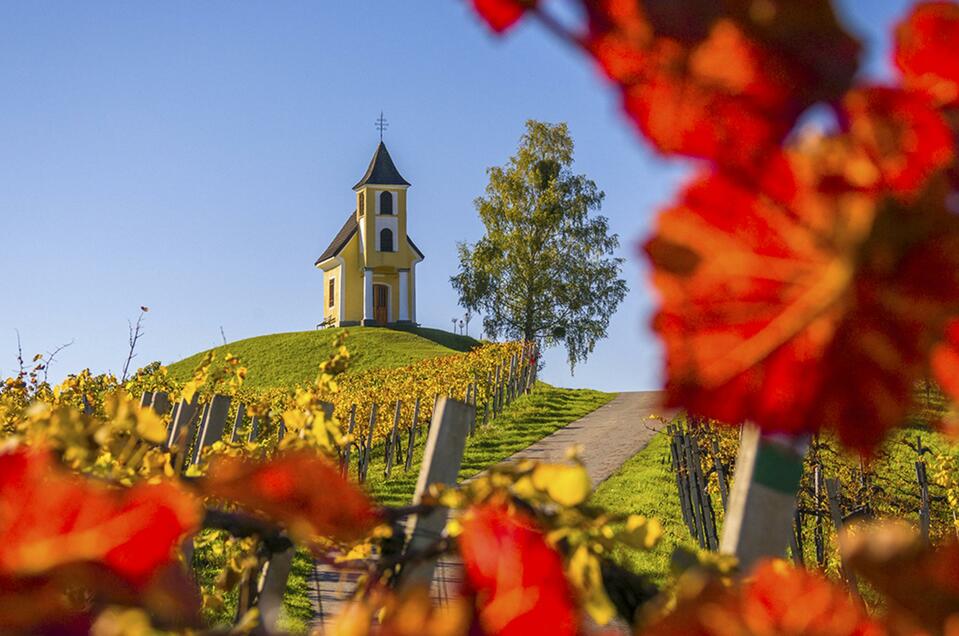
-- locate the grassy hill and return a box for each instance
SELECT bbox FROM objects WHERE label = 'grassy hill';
[167,325,480,390]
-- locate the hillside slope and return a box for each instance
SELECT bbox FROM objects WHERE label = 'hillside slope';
[167,326,480,390]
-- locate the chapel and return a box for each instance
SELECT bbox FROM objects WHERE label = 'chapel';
[314,142,424,327]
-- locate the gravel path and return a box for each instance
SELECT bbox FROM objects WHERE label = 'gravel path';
[498,390,668,485]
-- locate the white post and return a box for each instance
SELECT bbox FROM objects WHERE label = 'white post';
[411,263,418,324]
[363,268,374,325]
[398,269,410,322]
[720,424,808,571]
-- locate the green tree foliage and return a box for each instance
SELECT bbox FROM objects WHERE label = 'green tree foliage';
[452,120,628,370]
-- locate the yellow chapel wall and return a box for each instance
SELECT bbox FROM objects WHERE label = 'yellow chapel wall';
[317,233,365,326]
[359,187,419,271]
[339,232,364,324]
[347,186,420,323]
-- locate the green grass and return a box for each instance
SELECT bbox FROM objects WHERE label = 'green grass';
[167,326,479,390]
[589,426,697,587]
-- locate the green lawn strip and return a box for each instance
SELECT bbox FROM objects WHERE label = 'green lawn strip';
[588,426,698,588]
[167,326,479,390]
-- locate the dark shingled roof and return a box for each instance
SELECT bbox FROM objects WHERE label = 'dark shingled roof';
[408,236,425,260]
[314,212,426,264]
[315,212,357,265]
[353,142,410,189]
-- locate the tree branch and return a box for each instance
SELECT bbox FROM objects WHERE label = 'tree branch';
[121,306,149,382]
[14,329,24,378]
[41,340,74,384]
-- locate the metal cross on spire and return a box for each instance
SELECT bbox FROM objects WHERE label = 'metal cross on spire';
[375,111,389,141]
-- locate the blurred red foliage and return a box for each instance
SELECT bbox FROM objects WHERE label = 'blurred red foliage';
[0,445,202,631]
[895,1,959,107]
[200,450,382,544]
[458,503,578,636]
[643,560,885,636]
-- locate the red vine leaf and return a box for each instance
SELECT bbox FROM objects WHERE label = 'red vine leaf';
[0,445,200,583]
[840,85,955,197]
[471,0,536,34]
[583,0,859,169]
[0,445,202,631]
[643,559,881,636]
[894,1,959,107]
[200,450,381,544]
[458,503,578,636]
[644,134,959,451]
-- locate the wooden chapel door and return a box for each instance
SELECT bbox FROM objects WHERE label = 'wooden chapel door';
[373,284,388,324]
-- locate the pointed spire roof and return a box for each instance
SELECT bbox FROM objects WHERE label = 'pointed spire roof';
[353,142,410,190]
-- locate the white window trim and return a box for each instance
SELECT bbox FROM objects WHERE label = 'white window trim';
[375,216,399,252]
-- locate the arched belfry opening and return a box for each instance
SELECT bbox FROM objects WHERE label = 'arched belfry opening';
[380,228,394,252]
[379,191,393,214]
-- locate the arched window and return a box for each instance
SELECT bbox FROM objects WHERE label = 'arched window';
[380,228,394,252]
[379,191,393,215]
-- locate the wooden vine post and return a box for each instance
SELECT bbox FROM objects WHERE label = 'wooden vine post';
[824,477,860,595]
[398,396,472,589]
[340,404,358,476]
[719,424,808,571]
[230,404,247,443]
[191,394,232,465]
[384,400,403,476]
[404,397,421,472]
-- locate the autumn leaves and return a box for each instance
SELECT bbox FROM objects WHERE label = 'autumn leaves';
[643,5,959,452]
[0,445,202,631]
[472,0,959,453]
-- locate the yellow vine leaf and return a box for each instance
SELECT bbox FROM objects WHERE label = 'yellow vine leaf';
[617,515,662,550]
[569,544,617,625]
[532,463,591,507]
[135,408,167,444]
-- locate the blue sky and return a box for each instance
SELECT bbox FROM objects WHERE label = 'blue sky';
[0,1,915,391]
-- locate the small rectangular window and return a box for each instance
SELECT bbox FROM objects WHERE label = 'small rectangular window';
[328,279,335,307]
